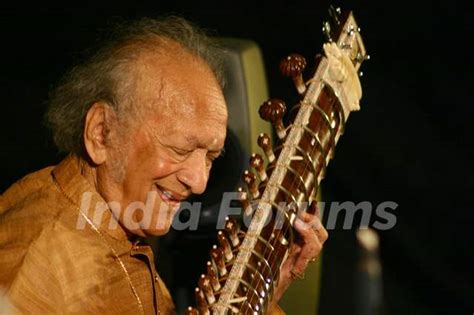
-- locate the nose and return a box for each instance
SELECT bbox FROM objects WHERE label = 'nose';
[177,150,210,195]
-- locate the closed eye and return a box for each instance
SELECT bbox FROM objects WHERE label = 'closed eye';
[206,149,224,167]
[171,147,193,160]
[210,148,225,160]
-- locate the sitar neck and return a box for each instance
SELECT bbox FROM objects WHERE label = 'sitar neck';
[187,8,368,315]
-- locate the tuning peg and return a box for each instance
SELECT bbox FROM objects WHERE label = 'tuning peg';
[322,21,332,42]
[210,245,227,276]
[195,287,210,315]
[199,274,216,304]
[347,25,362,36]
[237,187,252,217]
[243,170,259,199]
[356,53,371,63]
[250,153,267,181]
[328,5,341,25]
[185,306,199,315]
[348,25,356,36]
[258,133,275,163]
[224,217,240,247]
[280,54,307,95]
[206,261,221,291]
[217,231,233,261]
[259,99,287,139]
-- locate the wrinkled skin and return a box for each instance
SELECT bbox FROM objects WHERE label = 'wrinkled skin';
[83,40,328,311]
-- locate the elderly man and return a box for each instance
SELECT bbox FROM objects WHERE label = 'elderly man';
[0,16,327,314]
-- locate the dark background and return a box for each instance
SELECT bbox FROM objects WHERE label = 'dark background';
[1,1,472,315]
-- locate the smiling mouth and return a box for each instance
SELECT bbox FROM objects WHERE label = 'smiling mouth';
[156,185,186,209]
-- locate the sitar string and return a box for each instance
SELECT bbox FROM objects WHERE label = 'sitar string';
[237,88,341,313]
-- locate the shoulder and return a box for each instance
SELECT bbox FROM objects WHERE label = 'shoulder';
[0,163,67,225]
[1,165,57,212]
[0,164,68,285]
[6,211,125,313]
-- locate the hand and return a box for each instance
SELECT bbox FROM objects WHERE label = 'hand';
[269,207,328,305]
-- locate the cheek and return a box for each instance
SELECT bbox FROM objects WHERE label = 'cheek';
[119,140,181,205]
[152,159,176,178]
[125,151,175,185]
[139,198,178,236]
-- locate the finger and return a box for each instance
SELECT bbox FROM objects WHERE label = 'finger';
[294,215,311,231]
[307,201,321,217]
[293,216,320,247]
[284,242,302,267]
[298,212,323,232]
[298,211,314,222]
[313,202,321,218]
[317,225,329,243]
[305,214,328,243]
[294,218,321,249]
[292,241,322,274]
[294,218,322,259]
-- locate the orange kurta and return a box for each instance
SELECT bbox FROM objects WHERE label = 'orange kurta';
[0,156,175,314]
[0,155,286,314]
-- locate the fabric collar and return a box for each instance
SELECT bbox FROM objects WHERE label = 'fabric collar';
[52,155,130,242]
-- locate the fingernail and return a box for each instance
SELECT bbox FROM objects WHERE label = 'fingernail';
[312,218,322,230]
[294,218,308,230]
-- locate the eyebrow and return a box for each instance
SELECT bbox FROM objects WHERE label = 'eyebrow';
[184,135,224,153]
[183,135,199,148]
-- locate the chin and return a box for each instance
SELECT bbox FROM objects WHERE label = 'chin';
[141,219,173,237]
[144,227,171,237]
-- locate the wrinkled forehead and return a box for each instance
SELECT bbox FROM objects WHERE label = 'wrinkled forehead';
[133,42,227,118]
[131,44,227,145]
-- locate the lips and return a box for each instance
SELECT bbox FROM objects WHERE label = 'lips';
[156,185,187,209]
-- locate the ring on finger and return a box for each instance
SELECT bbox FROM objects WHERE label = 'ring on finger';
[290,269,305,280]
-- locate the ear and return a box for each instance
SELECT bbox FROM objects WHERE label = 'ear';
[84,102,115,165]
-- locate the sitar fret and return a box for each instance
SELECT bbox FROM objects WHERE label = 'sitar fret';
[215,53,345,314]
[187,9,368,315]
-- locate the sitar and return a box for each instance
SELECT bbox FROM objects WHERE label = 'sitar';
[187,7,368,314]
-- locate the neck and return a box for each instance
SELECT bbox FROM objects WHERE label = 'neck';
[78,156,100,192]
